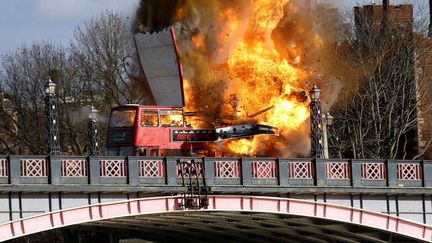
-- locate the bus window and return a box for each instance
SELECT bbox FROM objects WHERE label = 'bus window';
[149,148,159,156]
[109,110,136,128]
[159,149,183,156]
[106,147,118,156]
[137,147,158,156]
[141,110,159,127]
[106,147,135,156]
[160,110,183,127]
[137,147,147,156]
[194,149,211,157]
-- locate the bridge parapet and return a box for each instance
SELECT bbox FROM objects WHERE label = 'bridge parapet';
[0,155,431,189]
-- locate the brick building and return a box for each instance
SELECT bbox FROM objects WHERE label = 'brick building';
[416,39,432,159]
[354,2,413,35]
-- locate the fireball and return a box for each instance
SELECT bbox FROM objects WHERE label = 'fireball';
[179,0,313,157]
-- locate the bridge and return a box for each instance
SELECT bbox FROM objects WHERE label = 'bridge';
[0,156,431,242]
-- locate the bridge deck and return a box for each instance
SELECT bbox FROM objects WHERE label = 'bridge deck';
[0,156,431,226]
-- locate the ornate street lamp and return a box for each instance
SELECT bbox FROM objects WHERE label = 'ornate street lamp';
[310,85,324,158]
[322,112,334,159]
[88,106,100,156]
[44,79,61,155]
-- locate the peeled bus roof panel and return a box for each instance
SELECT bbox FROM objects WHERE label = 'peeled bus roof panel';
[134,28,184,107]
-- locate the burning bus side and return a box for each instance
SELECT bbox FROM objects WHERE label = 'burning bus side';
[106,104,210,157]
[106,104,278,157]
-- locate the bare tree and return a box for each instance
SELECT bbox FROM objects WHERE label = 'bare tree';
[68,10,149,154]
[0,43,70,154]
[70,10,140,109]
[328,7,432,159]
[0,11,136,155]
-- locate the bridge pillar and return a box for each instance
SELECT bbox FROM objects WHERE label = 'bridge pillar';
[127,156,139,186]
[89,156,100,184]
[50,156,61,185]
[9,155,21,184]
[241,158,252,185]
[387,160,397,187]
[204,158,215,185]
[166,157,177,185]
[351,160,362,187]
[278,158,289,186]
[424,160,432,187]
[315,159,325,186]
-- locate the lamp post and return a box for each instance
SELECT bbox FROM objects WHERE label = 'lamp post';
[310,85,324,158]
[44,79,61,155]
[88,106,100,156]
[322,112,334,159]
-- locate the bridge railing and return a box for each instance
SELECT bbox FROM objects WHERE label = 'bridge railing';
[0,156,431,187]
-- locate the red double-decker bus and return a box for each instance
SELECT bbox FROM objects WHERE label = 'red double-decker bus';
[106,105,212,156]
[106,105,278,156]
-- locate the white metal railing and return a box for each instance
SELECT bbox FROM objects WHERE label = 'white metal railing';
[215,161,240,178]
[326,162,350,179]
[0,159,7,177]
[100,160,126,177]
[361,162,386,180]
[397,163,422,180]
[251,161,277,178]
[289,161,313,179]
[61,160,87,177]
[139,160,164,178]
[21,159,47,177]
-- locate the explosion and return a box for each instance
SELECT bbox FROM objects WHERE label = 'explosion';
[135,0,337,157]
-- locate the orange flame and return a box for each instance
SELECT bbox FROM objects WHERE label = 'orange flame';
[192,34,205,49]
[183,0,312,156]
[219,0,309,155]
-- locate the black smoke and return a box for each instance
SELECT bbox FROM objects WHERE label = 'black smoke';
[134,0,186,33]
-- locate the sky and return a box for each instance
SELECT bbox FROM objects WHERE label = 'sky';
[0,0,140,56]
[0,0,428,56]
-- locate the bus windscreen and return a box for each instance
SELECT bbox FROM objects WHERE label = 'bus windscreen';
[109,110,136,128]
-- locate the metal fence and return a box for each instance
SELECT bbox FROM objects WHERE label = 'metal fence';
[0,155,431,188]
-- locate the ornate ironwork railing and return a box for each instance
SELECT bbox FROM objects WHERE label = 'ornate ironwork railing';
[61,160,87,177]
[214,161,240,178]
[361,162,386,180]
[20,159,48,177]
[397,163,422,180]
[0,156,430,188]
[289,161,314,179]
[100,160,126,177]
[0,159,7,177]
[139,160,164,178]
[325,161,350,180]
[251,161,277,178]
